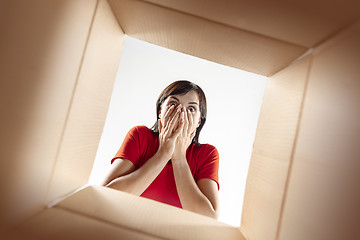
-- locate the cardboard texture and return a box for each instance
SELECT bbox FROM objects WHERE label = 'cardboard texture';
[0,0,100,227]
[1,0,360,239]
[142,0,360,47]
[55,186,245,240]
[278,21,360,240]
[45,0,125,204]
[240,56,311,240]
[108,0,307,76]
[9,186,245,240]
[0,0,124,230]
[11,208,161,240]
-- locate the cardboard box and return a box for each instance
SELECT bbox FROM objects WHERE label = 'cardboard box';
[0,0,359,239]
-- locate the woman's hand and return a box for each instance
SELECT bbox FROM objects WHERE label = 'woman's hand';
[172,107,197,162]
[158,105,184,159]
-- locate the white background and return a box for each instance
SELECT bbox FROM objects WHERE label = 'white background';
[89,36,268,226]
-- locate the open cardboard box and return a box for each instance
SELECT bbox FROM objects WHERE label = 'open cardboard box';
[0,0,359,239]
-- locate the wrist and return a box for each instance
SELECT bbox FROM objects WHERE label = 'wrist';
[171,153,187,163]
[156,146,173,160]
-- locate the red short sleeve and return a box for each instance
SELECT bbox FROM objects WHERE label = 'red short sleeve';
[195,145,220,190]
[111,126,141,168]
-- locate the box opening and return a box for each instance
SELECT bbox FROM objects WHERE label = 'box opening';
[88,35,268,226]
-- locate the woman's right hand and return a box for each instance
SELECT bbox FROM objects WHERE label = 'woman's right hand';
[158,104,184,158]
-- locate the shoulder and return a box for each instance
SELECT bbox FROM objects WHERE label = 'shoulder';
[128,125,153,135]
[130,125,150,132]
[192,143,219,159]
[128,125,157,141]
[198,143,218,153]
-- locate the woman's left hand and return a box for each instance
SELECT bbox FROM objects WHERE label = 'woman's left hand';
[171,106,197,162]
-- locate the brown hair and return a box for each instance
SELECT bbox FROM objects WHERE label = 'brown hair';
[151,80,207,145]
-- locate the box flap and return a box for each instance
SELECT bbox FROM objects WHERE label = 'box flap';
[108,0,307,76]
[11,208,160,240]
[55,186,246,240]
[142,0,360,48]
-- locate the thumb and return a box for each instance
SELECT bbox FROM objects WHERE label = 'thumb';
[173,118,184,138]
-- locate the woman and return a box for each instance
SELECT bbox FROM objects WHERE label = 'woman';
[100,80,219,219]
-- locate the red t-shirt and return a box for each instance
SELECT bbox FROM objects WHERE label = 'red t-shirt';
[111,125,219,208]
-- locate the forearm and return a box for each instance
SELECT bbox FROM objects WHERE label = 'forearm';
[172,159,217,219]
[107,150,169,196]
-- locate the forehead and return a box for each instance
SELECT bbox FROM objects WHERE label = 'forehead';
[167,90,199,103]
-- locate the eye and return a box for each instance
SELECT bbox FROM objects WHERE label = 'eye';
[169,101,177,107]
[188,106,196,113]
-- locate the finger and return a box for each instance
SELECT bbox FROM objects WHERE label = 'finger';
[162,105,175,127]
[158,119,162,132]
[164,105,180,133]
[183,107,189,135]
[188,111,196,141]
[190,130,196,141]
[167,105,182,128]
[166,107,181,134]
[187,109,195,135]
[173,112,185,138]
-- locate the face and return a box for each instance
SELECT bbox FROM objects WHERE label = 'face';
[159,90,201,131]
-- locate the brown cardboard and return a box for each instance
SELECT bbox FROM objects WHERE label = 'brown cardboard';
[45,0,125,204]
[240,55,311,240]
[0,0,359,239]
[0,0,124,229]
[12,208,161,240]
[0,0,99,227]
[278,21,360,240]
[142,0,360,48]
[53,186,246,240]
[108,0,307,76]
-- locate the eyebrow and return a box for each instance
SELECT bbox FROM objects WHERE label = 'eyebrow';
[169,96,199,105]
[189,102,199,106]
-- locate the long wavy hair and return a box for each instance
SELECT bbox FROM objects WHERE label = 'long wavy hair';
[151,80,207,145]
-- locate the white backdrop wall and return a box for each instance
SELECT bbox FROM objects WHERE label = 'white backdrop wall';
[89,36,268,226]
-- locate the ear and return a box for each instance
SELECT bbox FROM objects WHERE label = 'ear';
[158,101,165,118]
[158,107,162,119]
